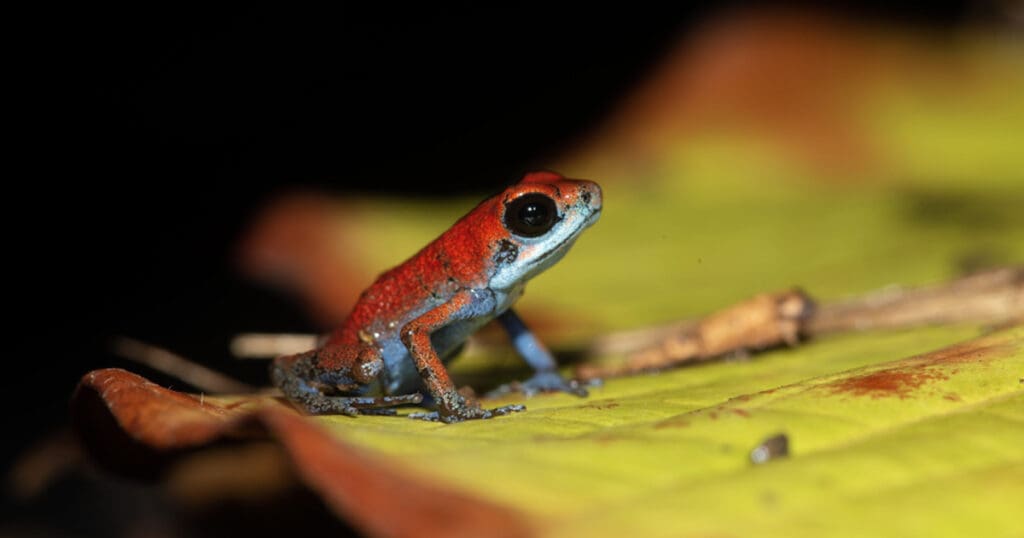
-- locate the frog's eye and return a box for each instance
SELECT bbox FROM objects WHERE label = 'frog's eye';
[504,193,559,238]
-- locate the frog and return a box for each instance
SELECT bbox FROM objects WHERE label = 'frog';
[271,171,603,423]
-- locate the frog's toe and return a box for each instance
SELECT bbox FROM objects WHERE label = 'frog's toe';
[313,393,423,417]
[445,403,525,423]
[407,410,441,422]
[373,393,424,406]
[356,407,399,416]
[408,403,525,423]
[489,403,526,416]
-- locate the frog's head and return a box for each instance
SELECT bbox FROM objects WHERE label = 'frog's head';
[487,171,602,290]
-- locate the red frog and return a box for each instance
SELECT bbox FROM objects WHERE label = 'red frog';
[272,171,603,423]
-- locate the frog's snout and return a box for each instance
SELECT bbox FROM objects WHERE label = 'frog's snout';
[574,181,602,216]
[584,182,602,211]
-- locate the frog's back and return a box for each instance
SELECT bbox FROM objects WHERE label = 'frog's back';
[325,216,494,347]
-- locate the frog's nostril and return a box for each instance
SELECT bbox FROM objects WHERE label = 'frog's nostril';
[587,184,603,209]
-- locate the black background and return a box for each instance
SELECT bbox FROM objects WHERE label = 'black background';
[7,2,990,474]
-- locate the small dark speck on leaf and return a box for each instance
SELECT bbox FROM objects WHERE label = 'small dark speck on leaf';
[751,433,789,465]
[653,418,689,429]
[580,401,620,410]
[760,490,779,507]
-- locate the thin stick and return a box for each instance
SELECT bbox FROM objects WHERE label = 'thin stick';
[230,333,319,359]
[111,337,256,394]
[578,267,1023,379]
[806,267,1023,334]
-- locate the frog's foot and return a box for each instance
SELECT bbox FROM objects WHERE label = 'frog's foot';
[486,371,596,398]
[302,393,424,416]
[408,403,525,423]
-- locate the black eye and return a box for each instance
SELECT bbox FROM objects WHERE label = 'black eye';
[504,193,559,237]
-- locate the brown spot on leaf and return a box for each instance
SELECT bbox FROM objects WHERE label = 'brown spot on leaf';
[826,335,1016,399]
[653,418,690,430]
[731,408,751,418]
[580,401,620,411]
[592,433,627,445]
[921,341,1013,365]
[943,393,962,402]
[829,370,948,399]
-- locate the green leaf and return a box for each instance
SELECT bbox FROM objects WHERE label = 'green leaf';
[310,327,1022,537]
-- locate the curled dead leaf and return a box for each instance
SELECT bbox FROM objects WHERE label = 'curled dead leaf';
[72,369,532,538]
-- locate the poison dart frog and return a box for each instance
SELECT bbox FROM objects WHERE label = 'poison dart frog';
[271,171,602,423]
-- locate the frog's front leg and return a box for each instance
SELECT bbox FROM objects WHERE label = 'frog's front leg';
[401,290,525,423]
[487,309,591,398]
[271,348,422,416]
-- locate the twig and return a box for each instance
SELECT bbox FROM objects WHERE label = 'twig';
[805,267,1023,334]
[577,267,1023,379]
[111,337,255,393]
[230,333,318,359]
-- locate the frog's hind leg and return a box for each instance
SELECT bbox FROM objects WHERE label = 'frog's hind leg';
[270,350,422,416]
[486,309,592,398]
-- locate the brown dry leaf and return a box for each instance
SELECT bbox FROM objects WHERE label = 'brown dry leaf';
[71,369,531,538]
[237,193,372,326]
[567,9,1009,179]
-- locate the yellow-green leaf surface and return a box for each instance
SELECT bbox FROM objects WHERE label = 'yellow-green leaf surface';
[309,327,1021,537]
[304,33,1023,537]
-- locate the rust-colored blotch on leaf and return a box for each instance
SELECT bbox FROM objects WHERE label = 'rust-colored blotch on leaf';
[826,340,1013,400]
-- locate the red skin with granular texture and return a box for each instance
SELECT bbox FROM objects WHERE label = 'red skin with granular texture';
[272,171,603,423]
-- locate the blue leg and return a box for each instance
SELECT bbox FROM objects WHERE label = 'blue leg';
[487,309,590,397]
